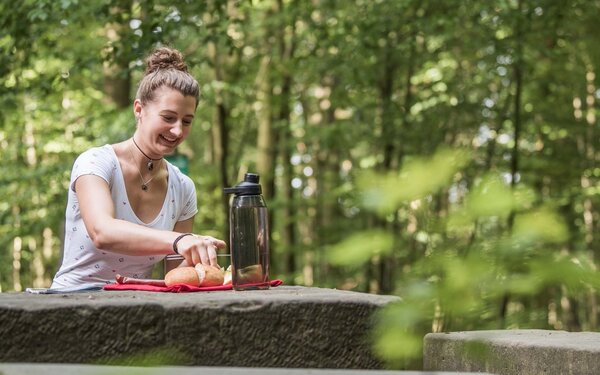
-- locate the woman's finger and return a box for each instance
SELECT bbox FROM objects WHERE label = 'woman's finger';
[190,245,201,265]
[207,245,218,266]
[197,239,210,265]
[202,236,227,249]
[212,239,227,249]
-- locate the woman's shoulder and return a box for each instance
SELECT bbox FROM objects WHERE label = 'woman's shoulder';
[76,144,116,161]
[79,144,114,157]
[72,145,118,174]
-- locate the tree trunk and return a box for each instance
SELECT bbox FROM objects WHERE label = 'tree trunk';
[277,0,297,277]
[205,3,231,240]
[255,54,275,200]
[502,0,524,325]
[102,0,132,109]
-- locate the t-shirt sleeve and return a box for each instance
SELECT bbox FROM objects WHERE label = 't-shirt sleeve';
[179,174,198,221]
[70,147,115,192]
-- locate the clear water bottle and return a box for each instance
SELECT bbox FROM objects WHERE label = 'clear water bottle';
[224,173,270,290]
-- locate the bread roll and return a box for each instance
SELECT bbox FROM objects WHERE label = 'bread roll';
[223,265,232,286]
[164,266,200,287]
[164,264,225,287]
[237,264,264,284]
[195,264,225,287]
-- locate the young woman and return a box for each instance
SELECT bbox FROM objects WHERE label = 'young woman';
[51,47,225,288]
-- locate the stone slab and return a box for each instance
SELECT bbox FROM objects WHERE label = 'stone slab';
[424,329,600,375]
[0,363,490,375]
[0,286,399,368]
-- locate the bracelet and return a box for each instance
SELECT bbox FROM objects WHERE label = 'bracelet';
[173,233,194,254]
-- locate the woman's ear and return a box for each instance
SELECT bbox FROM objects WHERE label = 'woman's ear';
[133,99,143,121]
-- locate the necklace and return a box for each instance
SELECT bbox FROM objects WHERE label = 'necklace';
[128,141,160,191]
[131,137,162,171]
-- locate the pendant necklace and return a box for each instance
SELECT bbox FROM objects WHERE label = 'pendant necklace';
[129,141,160,191]
[131,137,162,171]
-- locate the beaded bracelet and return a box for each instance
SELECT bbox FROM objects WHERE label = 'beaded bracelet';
[173,233,194,254]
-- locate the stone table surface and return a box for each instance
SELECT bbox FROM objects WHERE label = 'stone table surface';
[0,285,398,308]
[0,286,399,369]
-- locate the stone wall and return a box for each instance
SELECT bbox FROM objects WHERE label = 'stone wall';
[0,286,399,368]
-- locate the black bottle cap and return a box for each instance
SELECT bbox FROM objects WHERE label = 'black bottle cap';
[224,173,262,196]
[245,173,259,184]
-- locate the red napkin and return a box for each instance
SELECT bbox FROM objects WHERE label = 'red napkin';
[104,279,283,293]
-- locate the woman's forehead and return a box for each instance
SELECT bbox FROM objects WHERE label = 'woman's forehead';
[149,86,197,114]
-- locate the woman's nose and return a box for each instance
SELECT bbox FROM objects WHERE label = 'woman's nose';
[170,121,183,137]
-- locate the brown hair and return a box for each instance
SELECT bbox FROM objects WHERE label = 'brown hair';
[135,47,200,106]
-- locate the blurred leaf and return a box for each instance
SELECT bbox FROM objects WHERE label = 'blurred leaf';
[530,256,600,290]
[326,229,394,266]
[372,300,433,363]
[374,330,422,363]
[512,207,568,244]
[359,148,470,215]
[466,174,514,218]
[95,346,190,366]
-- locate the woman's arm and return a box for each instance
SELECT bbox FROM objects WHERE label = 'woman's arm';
[173,217,195,268]
[76,174,224,266]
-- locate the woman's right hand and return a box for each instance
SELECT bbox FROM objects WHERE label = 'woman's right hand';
[175,234,227,267]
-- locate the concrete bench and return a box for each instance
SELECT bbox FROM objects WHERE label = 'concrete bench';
[424,329,600,375]
[0,286,399,369]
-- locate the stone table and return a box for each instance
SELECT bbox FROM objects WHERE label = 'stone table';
[0,286,399,369]
[424,329,600,375]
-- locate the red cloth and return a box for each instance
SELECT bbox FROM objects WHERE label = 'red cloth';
[104,279,283,293]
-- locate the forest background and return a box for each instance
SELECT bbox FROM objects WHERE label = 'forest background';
[2,0,600,369]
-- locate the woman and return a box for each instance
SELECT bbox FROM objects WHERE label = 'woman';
[51,47,225,288]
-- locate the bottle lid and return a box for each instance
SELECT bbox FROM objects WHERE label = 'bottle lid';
[224,173,262,196]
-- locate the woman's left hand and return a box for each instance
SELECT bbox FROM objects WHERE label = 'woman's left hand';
[176,234,227,267]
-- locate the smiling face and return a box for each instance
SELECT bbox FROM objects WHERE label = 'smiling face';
[133,86,197,158]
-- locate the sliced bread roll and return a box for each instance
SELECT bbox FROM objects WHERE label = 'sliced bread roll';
[164,266,200,287]
[164,264,225,287]
[195,263,225,287]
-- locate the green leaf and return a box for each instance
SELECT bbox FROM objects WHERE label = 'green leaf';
[512,207,568,244]
[326,229,394,266]
[359,148,470,215]
[466,174,514,218]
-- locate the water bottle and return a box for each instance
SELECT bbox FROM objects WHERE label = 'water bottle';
[224,173,270,290]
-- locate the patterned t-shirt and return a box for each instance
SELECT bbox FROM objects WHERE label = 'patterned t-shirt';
[51,145,197,288]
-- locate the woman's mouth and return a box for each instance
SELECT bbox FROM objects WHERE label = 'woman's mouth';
[159,134,178,147]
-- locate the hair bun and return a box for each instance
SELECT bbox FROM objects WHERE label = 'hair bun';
[145,47,188,74]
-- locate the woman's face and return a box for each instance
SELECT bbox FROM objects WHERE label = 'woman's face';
[134,86,197,157]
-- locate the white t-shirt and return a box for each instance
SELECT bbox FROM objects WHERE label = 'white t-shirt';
[51,145,198,288]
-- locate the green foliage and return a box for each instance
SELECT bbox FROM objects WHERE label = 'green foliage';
[351,148,600,366]
[359,149,470,216]
[327,229,394,267]
[94,346,190,367]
